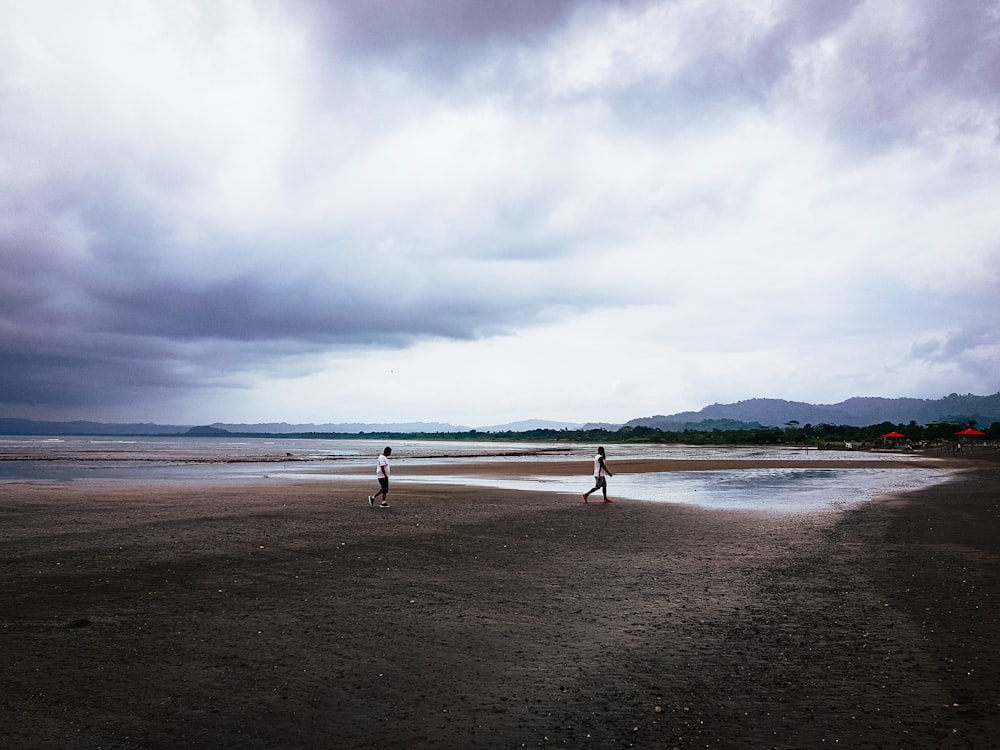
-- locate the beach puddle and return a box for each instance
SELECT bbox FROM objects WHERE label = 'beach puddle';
[391,467,953,513]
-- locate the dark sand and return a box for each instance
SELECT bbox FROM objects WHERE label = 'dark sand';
[2,452,998,748]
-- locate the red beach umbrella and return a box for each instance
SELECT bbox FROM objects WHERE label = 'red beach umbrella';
[955,428,985,436]
[883,431,905,438]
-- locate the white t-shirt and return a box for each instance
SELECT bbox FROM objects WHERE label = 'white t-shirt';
[377,454,390,478]
[594,453,607,477]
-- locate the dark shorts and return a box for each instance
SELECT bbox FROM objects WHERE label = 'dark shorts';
[594,475,607,488]
[378,477,389,493]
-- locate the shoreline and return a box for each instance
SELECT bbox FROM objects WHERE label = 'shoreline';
[343,456,949,476]
[1,456,997,747]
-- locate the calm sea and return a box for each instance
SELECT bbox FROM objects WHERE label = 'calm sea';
[0,435,950,513]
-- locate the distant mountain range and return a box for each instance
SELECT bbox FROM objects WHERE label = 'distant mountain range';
[0,417,586,436]
[195,418,587,434]
[1,392,997,436]
[625,392,1000,430]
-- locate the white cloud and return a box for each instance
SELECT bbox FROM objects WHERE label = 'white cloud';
[2,0,998,424]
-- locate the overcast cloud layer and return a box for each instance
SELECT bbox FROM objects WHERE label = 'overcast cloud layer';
[2,0,999,426]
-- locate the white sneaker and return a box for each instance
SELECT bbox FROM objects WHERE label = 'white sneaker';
[368,495,374,506]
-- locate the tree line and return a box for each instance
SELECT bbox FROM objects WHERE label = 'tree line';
[236,419,999,447]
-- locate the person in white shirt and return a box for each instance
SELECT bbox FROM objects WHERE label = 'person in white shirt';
[582,446,614,503]
[369,446,392,507]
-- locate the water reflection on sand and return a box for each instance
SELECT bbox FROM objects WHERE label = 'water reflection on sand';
[392,466,951,513]
[1,436,949,513]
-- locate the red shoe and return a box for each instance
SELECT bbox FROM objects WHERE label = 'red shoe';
[602,499,613,503]
[582,494,588,502]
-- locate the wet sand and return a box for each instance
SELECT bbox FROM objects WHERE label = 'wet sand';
[2,452,998,748]
[381,456,940,476]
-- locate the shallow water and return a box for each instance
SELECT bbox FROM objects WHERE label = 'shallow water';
[0,435,926,465]
[1,435,949,513]
[392,466,951,513]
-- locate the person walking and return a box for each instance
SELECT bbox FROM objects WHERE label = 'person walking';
[583,446,614,503]
[369,446,392,507]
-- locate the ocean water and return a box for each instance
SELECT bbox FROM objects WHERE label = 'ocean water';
[0,435,949,513]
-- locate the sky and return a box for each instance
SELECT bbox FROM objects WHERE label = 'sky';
[2,0,999,428]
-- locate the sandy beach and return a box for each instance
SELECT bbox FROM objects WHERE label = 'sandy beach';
[2,452,998,749]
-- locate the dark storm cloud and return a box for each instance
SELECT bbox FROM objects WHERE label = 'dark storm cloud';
[0,152,581,410]
[0,336,178,408]
[87,270,547,344]
[2,1,998,421]
[298,0,640,64]
[320,0,577,51]
[0,177,568,416]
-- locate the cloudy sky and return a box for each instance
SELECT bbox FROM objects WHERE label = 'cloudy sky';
[2,0,998,427]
